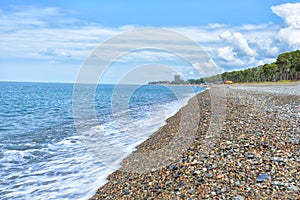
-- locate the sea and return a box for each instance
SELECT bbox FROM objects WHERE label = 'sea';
[0,82,205,200]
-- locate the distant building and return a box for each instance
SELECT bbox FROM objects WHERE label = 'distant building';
[172,74,184,84]
[174,75,181,82]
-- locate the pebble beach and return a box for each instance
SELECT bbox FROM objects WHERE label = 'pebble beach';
[91,84,300,199]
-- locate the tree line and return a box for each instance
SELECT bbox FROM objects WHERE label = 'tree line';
[188,50,300,84]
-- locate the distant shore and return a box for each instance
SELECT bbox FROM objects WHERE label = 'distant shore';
[91,83,300,199]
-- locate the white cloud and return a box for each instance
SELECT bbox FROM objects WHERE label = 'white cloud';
[1,3,300,82]
[277,28,300,48]
[272,2,300,48]
[217,46,236,61]
[241,23,275,31]
[193,59,222,77]
[254,38,279,56]
[219,31,232,40]
[188,71,194,75]
[173,26,222,43]
[220,31,257,57]
[271,3,300,28]
[205,23,229,29]
[39,48,72,57]
[49,60,59,64]
[0,6,72,31]
[257,58,277,66]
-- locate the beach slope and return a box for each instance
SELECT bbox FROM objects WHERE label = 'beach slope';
[91,84,300,199]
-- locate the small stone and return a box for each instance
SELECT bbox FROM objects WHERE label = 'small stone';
[226,141,232,145]
[262,143,268,148]
[123,190,130,195]
[233,195,245,200]
[288,185,299,192]
[217,174,224,179]
[178,181,184,187]
[247,154,254,159]
[198,177,204,184]
[206,173,213,178]
[256,173,270,182]
[174,172,180,178]
[271,181,280,186]
[270,157,278,162]
[191,160,198,165]
[172,165,178,171]
[193,170,201,175]
[217,190,223,195]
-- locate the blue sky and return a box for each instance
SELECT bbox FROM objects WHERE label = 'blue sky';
[1,0,300,83]
[0,0,294,26]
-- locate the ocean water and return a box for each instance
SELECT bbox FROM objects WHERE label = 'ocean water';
[0,82,205,200]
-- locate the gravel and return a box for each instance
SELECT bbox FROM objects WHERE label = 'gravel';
[90,84,300,199]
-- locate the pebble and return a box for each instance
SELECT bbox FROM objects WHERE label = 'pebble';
[90,86,300,200]
[288,185,299,192]
[233,195,245,200]
[256,173,270,182]
[123,190,130,195]
[178,181,184,187]
[198,177,204,184]
[193,170,201,175]
[172,165,178,171]
[205,173,213,178]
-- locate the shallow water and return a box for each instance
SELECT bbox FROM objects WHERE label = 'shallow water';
[0,82,204,200]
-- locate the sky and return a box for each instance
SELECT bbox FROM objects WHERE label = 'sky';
[0,0,300,83]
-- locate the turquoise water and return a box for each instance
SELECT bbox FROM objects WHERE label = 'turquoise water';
[0,82,204,199]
